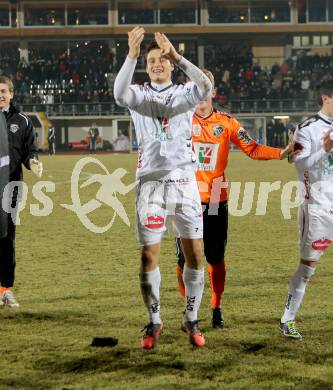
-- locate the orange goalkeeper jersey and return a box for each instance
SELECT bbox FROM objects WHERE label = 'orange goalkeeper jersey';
[192,109,281,203]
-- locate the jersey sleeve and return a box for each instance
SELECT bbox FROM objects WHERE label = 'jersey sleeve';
[23,116,39,170]
[230,118,281,160]
[177,57,212,104]
[114,56,145,109]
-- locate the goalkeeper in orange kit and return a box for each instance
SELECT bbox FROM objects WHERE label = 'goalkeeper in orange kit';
[175,70,292,328]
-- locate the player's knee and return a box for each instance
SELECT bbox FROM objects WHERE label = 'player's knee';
[291,261,316,287]
[184,249,203,269]
[300,259,317,269]
[180,238,203,269]
[141,246,159,270]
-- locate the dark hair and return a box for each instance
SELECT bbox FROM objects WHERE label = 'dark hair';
[317,76,333,106]
[145,40,160,59]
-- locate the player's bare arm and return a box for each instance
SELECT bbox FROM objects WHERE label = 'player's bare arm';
[128,26,145,60]
[154,32,182,64]
[280,142,294,160]
[323,130,333,153]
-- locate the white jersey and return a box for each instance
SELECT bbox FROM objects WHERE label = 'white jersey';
[294,111,333,206]
[130,82,202,177]
[114,56,212,178]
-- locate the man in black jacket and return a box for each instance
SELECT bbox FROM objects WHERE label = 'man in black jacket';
[0,75,43,307]
[0,111,9,241]
[48,124,55,155]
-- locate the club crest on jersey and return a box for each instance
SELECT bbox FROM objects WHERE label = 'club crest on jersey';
[10,124,19,133]
[165,94,172,105]
[237,127,252,144]
[213,125,224,137]
[185,87,192,99]
[192,124,201,137]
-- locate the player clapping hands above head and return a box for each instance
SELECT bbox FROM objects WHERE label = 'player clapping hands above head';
[114,27,212,349]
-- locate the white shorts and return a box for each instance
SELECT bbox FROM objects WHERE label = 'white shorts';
[298,204,333,261]
[136,170,203,246]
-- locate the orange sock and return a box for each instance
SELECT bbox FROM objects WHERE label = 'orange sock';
[208,262,226,309]
[176,264,185,300]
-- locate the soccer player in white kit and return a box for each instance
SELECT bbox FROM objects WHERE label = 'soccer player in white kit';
[280,77,333,339]
[114,27,212,348]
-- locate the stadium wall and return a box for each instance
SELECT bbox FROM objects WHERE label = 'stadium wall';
[46,116,133,151]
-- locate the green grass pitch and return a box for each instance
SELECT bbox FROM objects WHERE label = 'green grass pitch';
[0,152,332,389]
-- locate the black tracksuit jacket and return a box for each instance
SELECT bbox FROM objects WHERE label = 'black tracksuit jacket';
[0,103,38,287]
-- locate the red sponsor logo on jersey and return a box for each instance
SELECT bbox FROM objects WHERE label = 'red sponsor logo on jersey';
[158,117,170,134]
[144,215,165,230]
[311,238,332,251]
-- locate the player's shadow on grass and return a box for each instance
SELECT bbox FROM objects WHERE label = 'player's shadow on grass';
[50,349,235,376]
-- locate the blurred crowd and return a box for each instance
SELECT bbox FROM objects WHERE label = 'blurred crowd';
[0,42,332,110]
[0,43,116,105]
[202,46,333,107]
[266,119,294,147]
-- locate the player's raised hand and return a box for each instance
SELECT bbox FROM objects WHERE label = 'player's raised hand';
[128,26,145,60]
[154,32,182,64]
[323,130,333,153]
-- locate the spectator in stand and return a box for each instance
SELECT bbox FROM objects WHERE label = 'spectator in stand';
[88,123,99,154]
[244,67,254,83]
[221,67,230,84]
[273,119,286,147]
[280,62,289,75]
[266,119,275,146]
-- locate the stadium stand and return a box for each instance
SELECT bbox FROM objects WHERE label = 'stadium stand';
[1,42,331,114]
[0,0,332,149]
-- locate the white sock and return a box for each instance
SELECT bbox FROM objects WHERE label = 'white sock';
[281,263,315,323]
[140,267,161,324]
[183,264,204,322]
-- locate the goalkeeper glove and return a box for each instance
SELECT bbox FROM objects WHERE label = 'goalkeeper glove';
[29,158,43,178]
